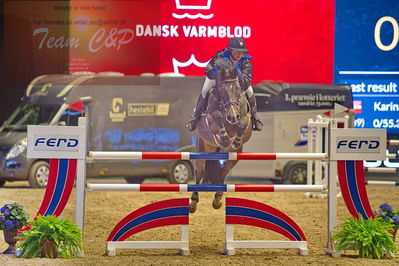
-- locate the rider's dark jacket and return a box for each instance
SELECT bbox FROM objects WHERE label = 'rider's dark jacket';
[205,49,253,91]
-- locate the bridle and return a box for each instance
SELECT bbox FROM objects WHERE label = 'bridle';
[214,77,242,123]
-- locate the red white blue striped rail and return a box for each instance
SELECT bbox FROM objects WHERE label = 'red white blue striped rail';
[89,151,327,161]
[86,184,324,192]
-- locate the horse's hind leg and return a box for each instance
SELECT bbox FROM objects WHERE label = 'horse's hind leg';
[189,159,205,213]
[189,168,201,213]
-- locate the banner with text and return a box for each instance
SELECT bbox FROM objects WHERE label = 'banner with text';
[6,0,335,84]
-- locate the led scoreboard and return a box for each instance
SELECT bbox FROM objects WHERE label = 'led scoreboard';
[334,0,399,137]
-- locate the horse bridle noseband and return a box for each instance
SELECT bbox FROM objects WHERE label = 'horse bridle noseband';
[214,81,243,124]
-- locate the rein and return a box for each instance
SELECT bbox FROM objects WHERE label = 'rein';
[220,78,239,83]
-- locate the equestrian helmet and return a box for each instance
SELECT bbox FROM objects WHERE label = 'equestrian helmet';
[227,37,248,52]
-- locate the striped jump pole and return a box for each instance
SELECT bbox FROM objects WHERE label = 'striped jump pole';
[89,151,327,160]
[87,184,325,192]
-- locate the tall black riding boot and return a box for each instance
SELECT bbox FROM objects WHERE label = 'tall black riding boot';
[186,95,206,131]
[247,92,263,131]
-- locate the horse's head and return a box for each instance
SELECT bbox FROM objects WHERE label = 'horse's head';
[215,59,242,125]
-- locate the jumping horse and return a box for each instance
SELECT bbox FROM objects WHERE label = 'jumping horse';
[189,59,253,213]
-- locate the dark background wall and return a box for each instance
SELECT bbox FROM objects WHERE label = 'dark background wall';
[0,0,70,125]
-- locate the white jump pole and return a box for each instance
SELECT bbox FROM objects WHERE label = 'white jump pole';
[364,167,398,174]
[366,180,399,186]
[307,118,313,186]
[75,117,87,234]
[326,119,339,257]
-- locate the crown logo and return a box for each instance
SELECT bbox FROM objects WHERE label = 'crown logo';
[173,0,214,20]
[175,0,212,10]
[172,54,209,74]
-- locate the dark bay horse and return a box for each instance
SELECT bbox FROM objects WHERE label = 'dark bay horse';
[189,59,253,213]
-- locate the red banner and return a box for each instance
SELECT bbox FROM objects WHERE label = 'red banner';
[7,0,335,84]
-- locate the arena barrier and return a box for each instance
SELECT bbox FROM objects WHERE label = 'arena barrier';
[106,198,190,256]
[98,185,321,256]
[26,117,387,257]
[86,168,325,256]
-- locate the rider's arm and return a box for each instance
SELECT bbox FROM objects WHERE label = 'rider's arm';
[205,51,225,80]
[205,58,218,80]
[238,59,253,91]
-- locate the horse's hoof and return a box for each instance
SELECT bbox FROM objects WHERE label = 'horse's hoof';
[212,197,223,209]
[231,142,240,150]
[189,202,197,213]
[220,136,230,149]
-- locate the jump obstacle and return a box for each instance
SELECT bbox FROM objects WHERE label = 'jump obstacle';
[307,116,399,189]
[26,117,387,257]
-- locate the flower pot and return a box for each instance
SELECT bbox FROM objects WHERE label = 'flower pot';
[2,229,17,254]
[40,240,58,258]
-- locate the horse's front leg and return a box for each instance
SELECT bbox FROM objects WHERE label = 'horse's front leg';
[212,159,239,209]
[212,111,230,149]
[212,191,224,209]
[211,168,224,209]
[208,94,229,148]
[190,159,205,213]
[231,116,249,150]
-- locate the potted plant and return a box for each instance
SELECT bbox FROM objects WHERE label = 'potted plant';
[374,203,399,241]
[0,203,29,254]
[15,215,82,258]
[334,216,397,259]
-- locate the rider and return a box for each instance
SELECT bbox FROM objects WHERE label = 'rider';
[186,37,263,132]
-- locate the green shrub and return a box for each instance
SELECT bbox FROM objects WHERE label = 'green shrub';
[16,215,82,258]
[334,216,397,259]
